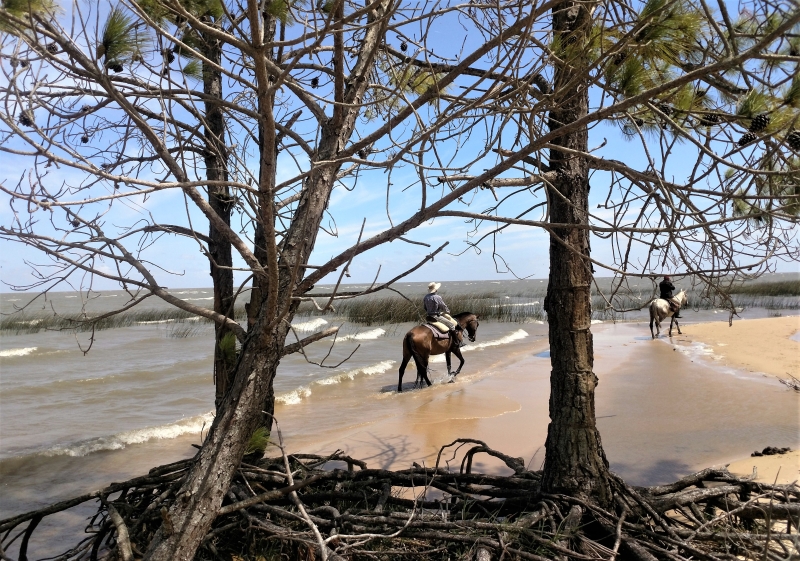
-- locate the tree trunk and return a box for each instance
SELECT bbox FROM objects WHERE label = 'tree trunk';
[541,0,612,505]
[144,318,289,560]
[202,28,235,410]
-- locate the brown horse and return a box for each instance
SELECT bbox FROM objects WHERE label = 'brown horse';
[397,312,480,392]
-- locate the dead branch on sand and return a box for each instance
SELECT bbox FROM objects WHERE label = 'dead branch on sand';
[1,439,797,560]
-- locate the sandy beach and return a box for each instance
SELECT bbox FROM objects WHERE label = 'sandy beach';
[281,319,800,484]
[673,315,800,484]
[678,315,800,380]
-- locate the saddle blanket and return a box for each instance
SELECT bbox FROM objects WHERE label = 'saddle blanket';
[424,322,451,340]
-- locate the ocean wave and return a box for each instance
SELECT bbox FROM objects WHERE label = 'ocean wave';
[591,319,604,324]
[490,301,539,308]
[187,297,213,301]
[337,328,385,341]
[316,360,395,386]
[276,387,312,405]
[42,412,215,457]
[468,328,528,350]
[291,318,328,332]
[64,295,78,298]
[276,360,396,405]
[0,347,37,358]
[429,329,529,363]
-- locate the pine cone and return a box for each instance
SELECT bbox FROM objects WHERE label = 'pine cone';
[19,60,28,68]
[699,113,720,126]
[71,220,80,228]
[166,51,175,64]
[400,41,408,52]
[310,76,319,88]
[786,131,800,151]
[18,111,33,127]
[81,105,91,112]
[657,103,673,116]
[749,113,770,133]
[80,135,89,144]
[108,62,124,73]
[46,42,59,54]
[738,131,757,146]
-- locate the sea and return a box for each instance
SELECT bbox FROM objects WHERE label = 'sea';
[1,277,798,555]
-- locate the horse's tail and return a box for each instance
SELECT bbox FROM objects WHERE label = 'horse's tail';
[405,332,425,373]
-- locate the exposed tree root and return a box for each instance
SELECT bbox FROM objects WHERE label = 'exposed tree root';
[1,439,797,560]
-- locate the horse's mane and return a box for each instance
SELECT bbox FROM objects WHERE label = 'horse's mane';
[454,311,476,319]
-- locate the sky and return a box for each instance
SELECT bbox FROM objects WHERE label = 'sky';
[1,1,798,294]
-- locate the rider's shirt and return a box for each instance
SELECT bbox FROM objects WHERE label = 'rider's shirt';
[659,280,675,300]
[423,293,450,316]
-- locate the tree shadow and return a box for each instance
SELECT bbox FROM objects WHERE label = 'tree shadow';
[611,457,693,487]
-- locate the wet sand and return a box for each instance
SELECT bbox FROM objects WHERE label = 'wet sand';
[285,321,799,484]
[673,316,800,484]
[678,315,800,380]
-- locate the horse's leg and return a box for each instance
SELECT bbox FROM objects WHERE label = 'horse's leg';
[675,316,682,335]
[398,342,411,392]
[451,346,465,376]
[650,312,655,339]
[445,350,452,376]
[420,357,432,387]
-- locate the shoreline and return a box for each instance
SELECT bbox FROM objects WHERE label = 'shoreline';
[2,318,798,518]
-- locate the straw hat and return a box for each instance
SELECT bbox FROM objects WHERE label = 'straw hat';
[428,282,441,293]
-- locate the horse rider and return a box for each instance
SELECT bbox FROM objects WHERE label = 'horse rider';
[423,282,462,344]
[659,275,681,318]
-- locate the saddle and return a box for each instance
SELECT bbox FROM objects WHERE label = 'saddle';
[660,297,681,312]
[424,322,451,340]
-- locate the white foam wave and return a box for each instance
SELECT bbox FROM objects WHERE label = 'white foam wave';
[5,298,20,301]
[276,361,396,405]
[490,301,539,308]
[468,328,528,350]
[276,387,312,405]
[291,318,328,332]
[316,360,395,386]
[100,295,118,298]
[138,319,176,324]
[187,297,214,301]
[429,329,529,363]
[338,328,385,341]
[591,319,604,324]
[64,296,78,299]
[43,412,215,457]
[0,347,37,358]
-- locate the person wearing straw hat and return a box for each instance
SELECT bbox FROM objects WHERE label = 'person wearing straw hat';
[423,282,460,339]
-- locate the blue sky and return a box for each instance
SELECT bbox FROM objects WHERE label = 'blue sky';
[1,1,798,293]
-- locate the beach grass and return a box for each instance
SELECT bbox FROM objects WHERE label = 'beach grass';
[2,281,798,334]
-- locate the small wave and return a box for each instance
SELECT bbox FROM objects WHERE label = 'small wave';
[42,412,214,457]
[291,318,328,332]
[591,319,604,324]
[469,328,528,350]
[276,387,312,405]
[5,298,20,301]
[64,295,78,299]
[429,329,529,363]
[276,361,396,404]
[490,301,539,308]
[338,328,385,341]
[316,360,395,386]
[173,291,202,295]
[0,347,37,358]
[187,297,214,301]
[138,319,176,324]
[100,295,118,298]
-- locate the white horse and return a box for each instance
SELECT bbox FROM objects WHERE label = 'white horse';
[649,289,687,339]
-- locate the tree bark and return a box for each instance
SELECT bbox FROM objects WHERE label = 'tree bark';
[144,318,288,560]
[541,0,612,505]
[202,25,236,410]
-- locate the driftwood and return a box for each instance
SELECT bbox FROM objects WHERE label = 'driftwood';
[1,438,797,560]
